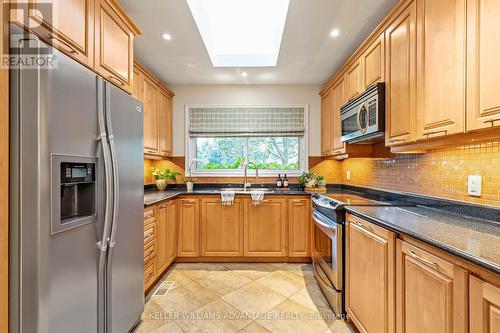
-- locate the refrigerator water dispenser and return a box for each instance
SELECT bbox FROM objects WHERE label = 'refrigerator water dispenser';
[51,155,98,234]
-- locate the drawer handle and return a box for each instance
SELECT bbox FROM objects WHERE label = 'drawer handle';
[354,220,372,231]
[483,117,500,125]
[108,75,125,86]
[144,211,154,219]
[47,34,79,55]
[423,129,447,137]
[144,231,153,238]
[408,250,438,269]
[145,249,154,257]
[146,271,154,280]
[159,204,167,208]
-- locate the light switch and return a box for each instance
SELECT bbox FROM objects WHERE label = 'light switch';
[346,170,351,181]
[468,175,482,197]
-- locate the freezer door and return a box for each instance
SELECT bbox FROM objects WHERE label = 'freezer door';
[10,33,102,333]
[103,80,144,333]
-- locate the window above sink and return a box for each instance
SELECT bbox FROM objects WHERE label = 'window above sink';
[185,105,308,177]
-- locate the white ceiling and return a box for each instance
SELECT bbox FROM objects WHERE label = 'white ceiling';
[119,0,399,86]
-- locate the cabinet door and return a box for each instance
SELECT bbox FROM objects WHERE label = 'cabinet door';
[385,1,417,146]
[158,90,172,156]
[346,214,396,333]
[177,198,200,257]
[143,76,159,154]
[156,202,168,273]
[346,59,363,100]
[396,240,468,333]
[201,198,244,257]
[244,198,287,257]
[27,0,94,68]
[331,77,347,154]
[288,198,310,257]
[165,200,177,265]
[362,32,385,89]
[132,65,143,100]
[416,0,465,139]
[95,0,134,93]
[470,276,500,333]
[321,91,332,155]
[466,0,500,131]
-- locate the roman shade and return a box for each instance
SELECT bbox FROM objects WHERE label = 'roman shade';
[188,106,306,137]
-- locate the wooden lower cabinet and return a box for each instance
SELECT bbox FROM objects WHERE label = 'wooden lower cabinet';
[156,200,177,274]
[396,240,468,333]
[201,198,244,256]
[144,257,156,291]
[346,213,396,333]
[177,198,200,257]
[470,276,500,333]
[244,198,287,257]
[288,198,310,257]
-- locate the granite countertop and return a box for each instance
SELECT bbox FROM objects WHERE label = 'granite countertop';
[346,205,500,274]
[143,185,500,274]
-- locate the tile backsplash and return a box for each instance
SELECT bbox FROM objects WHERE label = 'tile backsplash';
[342,138,500,207]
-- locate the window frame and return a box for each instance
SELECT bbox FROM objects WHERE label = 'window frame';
[185,104,308,177]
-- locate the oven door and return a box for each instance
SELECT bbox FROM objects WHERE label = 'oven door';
[312,211,343,290]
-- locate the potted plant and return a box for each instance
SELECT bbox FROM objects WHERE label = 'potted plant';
[316,175,326,188]
[298,172,317,188]
[151,167,181,191]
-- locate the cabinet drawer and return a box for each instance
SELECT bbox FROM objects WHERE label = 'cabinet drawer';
[144,206,156,226]
[144,224,156,245]
[144,242,155,263]
[144,257,156,290]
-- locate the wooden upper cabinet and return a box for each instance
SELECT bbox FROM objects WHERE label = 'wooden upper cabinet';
[331,77,347,154]
[346,59,363,101]
[416,0,465,140]
[177,198,200,257]
[321,90,332,155]
[132,65,143,100]
[201,198,244,257]
[158,90,173,156]
[346,214,396,333]
[385,1,417,146]
[244,198,287,257]
[27,0,95,67]
[288,198,310,257]
[94,0,139,94]
[396,240,468,333]
[362,32,385,89]
[470,276,500,333]
[466,0,500,131]
[143,75,159,154]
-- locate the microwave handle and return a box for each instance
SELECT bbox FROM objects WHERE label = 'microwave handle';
[312,212,336,231]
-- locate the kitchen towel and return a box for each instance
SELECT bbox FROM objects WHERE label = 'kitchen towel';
[251,191,265,206]
[221,191,235,206]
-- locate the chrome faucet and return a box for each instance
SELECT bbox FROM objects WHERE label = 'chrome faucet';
[243,162,259,191]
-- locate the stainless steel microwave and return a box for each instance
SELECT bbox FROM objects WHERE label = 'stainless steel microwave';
[340,83,385,143]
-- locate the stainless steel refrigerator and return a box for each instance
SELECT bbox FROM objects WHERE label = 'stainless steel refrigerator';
[9,29,144,333]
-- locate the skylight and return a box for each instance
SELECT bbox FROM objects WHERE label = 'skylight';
[186,0,289,67]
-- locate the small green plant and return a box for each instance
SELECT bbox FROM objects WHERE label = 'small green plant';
[316,175,325,181]
[151,167,181,181]
[298,171,317,186]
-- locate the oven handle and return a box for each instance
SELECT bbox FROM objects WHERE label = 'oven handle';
[312,211,336,231]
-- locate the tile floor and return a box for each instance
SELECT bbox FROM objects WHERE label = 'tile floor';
[134,263,356,333]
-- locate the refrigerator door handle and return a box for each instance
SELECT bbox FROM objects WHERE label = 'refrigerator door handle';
[106,84,119,248]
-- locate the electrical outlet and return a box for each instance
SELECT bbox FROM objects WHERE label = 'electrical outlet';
[346,170,351,181]
[468,175,482,197]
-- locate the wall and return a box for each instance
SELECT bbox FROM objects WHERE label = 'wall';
[342,138,500,207]
[170,85,322,156]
